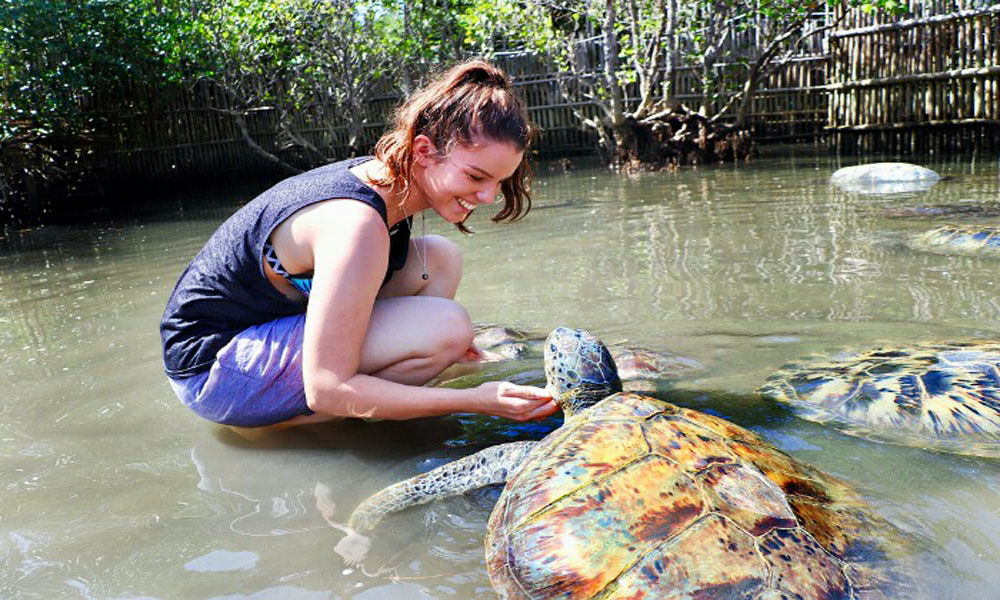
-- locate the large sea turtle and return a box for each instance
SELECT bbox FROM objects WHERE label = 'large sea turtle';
[830,162,940,195]
[758,341,1000,457]
[349,327,913,599]
[906,224,1000,257]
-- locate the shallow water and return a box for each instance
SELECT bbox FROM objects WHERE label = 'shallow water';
[2,148,999,599]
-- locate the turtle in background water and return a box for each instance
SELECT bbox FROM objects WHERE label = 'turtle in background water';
[882,203,1000,219]
[906,224,1000,257]
[758,341,1000,457]
[349,327,914,599]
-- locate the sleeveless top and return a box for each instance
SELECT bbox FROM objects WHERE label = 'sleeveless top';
[160,157,410,378]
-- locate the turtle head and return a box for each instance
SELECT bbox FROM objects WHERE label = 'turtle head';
[544,327,622,416]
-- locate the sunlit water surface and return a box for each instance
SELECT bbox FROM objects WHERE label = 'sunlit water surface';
[2,148,999,599]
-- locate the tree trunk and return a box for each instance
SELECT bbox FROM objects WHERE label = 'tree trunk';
[614,106,754,170]
[602,0,626,128]
[231,111,302,176]
[400,0,413,97]
[663,0,678,100]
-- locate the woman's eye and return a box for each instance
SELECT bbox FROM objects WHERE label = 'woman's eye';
[467,173,483,182]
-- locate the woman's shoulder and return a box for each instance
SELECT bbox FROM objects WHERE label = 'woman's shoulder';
[272,157,377,198]
[243,157,387,228]
[289,197,391,243]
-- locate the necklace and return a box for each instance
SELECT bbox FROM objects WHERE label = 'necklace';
[410,211,429,280]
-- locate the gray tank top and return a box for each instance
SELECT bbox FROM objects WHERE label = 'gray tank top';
[160,157,410,378]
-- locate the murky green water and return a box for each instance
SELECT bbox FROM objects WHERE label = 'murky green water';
[2,148,999,599]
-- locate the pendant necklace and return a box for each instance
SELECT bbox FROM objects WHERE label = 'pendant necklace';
[411,211,429,280]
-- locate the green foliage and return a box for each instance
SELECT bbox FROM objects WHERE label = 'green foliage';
[859,0,907,13]
[0,0,193,141]
[378,0,477,69]
[0,0,914,184]
[460,0,906,115]
[460,0,565,55]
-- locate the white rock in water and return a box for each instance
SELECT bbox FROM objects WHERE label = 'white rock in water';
[830,162,940,194]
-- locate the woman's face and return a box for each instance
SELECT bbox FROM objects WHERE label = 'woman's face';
[412,136,524,224]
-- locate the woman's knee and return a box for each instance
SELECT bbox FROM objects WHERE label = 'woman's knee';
[423,235,462,268]
[364,296,474,371]
[421,235,462,289]
[432,298,475,358]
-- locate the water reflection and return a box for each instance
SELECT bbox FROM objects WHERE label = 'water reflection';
[184,550,259,572]
[1,149,999,599]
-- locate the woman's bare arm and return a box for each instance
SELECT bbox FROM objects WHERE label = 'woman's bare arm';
[296,201,556,421]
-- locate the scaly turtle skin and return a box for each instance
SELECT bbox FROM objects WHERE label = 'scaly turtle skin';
[758,341,1000,457]
[907,224,1000,257]
[350,328,912,599]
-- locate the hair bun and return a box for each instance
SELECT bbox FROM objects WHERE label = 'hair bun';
[459,62,510,89]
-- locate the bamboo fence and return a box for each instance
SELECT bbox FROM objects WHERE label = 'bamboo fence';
[78,1,1000,191]
[827,1,1000,154]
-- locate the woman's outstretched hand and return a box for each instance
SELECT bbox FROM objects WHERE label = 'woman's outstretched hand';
[475,381,558,421]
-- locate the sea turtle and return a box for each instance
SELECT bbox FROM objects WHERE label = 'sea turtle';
[830,162,940,195]
[471,323,703,386]
[349,327,913,599]
[906,224,1000,257]
[882,203,1000,219]
[474,324,537,360]
[758,341,1000,457]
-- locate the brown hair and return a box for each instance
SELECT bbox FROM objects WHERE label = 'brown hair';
[373,59,538,232]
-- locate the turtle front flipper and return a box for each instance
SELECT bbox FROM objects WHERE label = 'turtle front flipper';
[348,440,536,533]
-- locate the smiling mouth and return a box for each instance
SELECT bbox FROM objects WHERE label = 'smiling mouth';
[457,198,475,212]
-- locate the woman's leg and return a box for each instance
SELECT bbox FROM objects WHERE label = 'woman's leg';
[378,234,463,300]
[360,232,478,383]
[235,235,473,429]
[274,296,474,428]
[359,295,474,385]
[212,295,476,430]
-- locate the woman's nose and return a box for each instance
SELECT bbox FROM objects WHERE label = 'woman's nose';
[477,183,499,203]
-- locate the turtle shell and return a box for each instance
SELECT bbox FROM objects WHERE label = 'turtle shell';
[908,224,1000,256]
[484,393,912,599]
[758,341,1000,457]
[882,203,1000,219]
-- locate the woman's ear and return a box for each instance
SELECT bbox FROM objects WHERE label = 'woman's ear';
[412,135,439,167]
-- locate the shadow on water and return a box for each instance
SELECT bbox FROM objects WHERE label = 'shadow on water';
[212,417,465,459]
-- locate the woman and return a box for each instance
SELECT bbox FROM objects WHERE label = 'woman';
[160,60,556,428]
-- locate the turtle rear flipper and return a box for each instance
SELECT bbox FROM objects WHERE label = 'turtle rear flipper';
[348,440,536,532]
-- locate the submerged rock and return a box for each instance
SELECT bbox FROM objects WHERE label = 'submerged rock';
[830,162,940,194]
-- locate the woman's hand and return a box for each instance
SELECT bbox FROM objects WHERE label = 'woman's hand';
[458,343,489,362]
[475,381,558,421]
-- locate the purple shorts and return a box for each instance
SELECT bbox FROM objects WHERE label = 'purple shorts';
[167,314,315,427]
